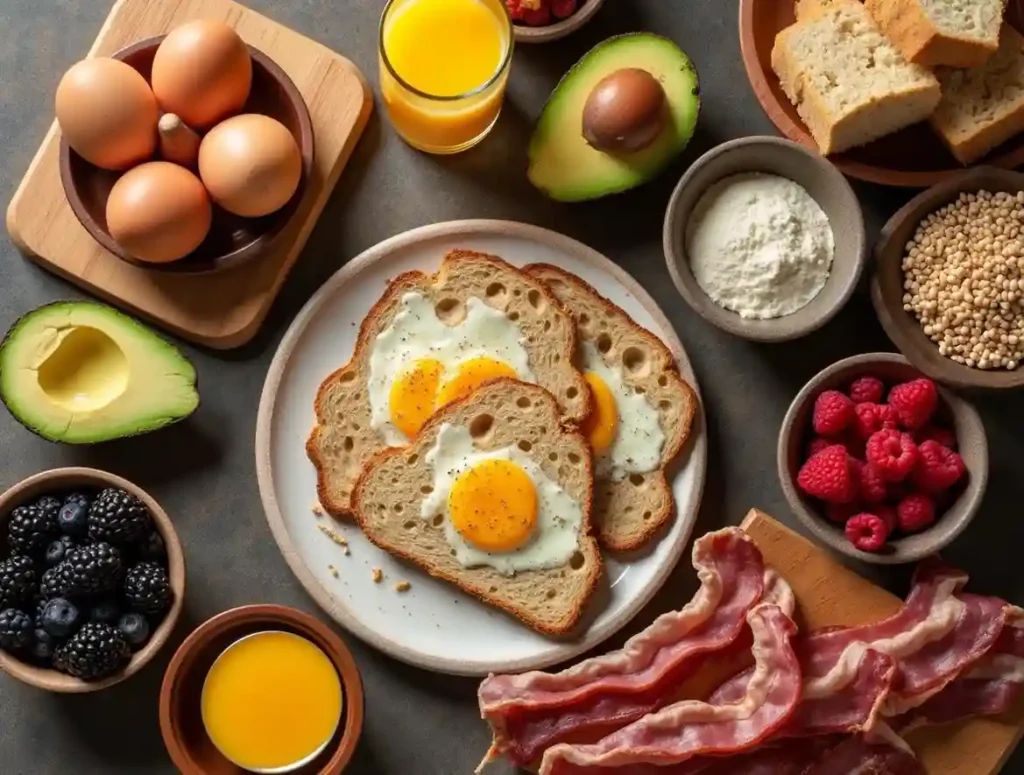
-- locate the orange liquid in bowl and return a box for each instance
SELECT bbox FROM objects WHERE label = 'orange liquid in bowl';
[201,631,343,772]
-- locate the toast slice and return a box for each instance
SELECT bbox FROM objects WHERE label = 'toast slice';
[772,1,942,155]
[930,25,1024,165]
[308,250,590,520]
[864,0,1006,69]
[352,378,602,636]
[525,264,698,552]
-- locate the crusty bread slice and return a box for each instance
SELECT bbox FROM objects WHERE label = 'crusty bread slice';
[930,25,1024,165]
[525,264,698,552]
[865,0,1006,68]
[352,378,602,636]
[308,250,590,520]
[772,1,942,155]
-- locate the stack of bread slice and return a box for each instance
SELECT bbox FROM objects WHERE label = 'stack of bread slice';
[307,250,699,635]
[773,0,1024,164]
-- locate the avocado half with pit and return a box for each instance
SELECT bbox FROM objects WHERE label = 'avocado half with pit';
[0,302,199,444]
[528,33,700,202]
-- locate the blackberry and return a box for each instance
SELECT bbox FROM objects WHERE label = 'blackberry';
[123,562,172,615]
[117,612,150,649]
[136,531,166,562]
[90,600,121,626]
[42,542,123,599]
[56,622,130,680]
[7,501,59,555]
[58,494,91,538]
[40,598,82,639]
[30,628,55,664]
[44,535,79,567]
[88,488,151,546]
[0,608,33,652]
[0,555,37,610]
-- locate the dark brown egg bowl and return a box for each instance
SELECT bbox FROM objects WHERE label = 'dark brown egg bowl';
[59,35,314,275]
[159,604,364,774]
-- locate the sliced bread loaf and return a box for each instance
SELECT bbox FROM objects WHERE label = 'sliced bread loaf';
[525,264,698,552]
[865,0,1006,68]
[308,250,590,519]
[352,378,602,636]
[772,0,942,155]
[930,25,1024,165]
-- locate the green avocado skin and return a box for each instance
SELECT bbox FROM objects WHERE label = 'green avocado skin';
[527,33,701,203]
[0,301,200,444]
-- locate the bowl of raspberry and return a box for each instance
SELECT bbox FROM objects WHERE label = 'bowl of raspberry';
[0,467,184,692]
[778,353,988,564]
[507,0,606,43]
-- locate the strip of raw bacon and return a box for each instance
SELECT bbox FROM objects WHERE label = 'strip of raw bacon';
[798,726,924,775]
[476,529,765,768]
[537,604,800,775]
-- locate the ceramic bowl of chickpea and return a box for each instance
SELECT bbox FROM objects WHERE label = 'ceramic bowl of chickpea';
[872,166,1024,390]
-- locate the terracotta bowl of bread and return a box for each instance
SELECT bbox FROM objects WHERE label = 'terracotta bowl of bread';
[59,36,314,275]
[778,353,988,564]
[872,166,1024,390]
[160,604,363,774]
[663,135,866,342]
[0,467,185,692]
[739,0,1024,187]
[513,0,606,43]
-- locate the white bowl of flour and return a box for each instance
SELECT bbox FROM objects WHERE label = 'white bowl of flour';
[663,136,866,342]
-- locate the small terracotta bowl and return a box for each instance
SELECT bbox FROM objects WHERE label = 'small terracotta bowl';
[871,166,1024,390]
[59,35,314,275]
[514,0,606,43]
[778,353,988,565]
[160,604,364,774]
[664,136,866,342]
[0,467,185,692]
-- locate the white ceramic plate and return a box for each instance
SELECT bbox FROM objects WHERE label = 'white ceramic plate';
[255,220,707,676]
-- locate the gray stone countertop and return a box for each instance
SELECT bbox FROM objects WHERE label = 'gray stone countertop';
[1,0,1023,773]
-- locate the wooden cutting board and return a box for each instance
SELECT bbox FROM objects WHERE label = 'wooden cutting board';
[5,0,372,349]
[741,509,1024,775]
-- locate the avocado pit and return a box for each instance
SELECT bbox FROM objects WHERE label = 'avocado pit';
[582,68,667,154]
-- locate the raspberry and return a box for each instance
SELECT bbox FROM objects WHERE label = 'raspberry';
[797,446,858,504]
[853,403,897,441]
[866,429,919,482]
[807,437,834,458]
[825,503,859,525]
[849,376,884,404]
[857,462,888,502]
[915,425,958,450]
[911,440,965,493]
[552,0,577,18]
[888,379,938,430]
[897,493,937,533]
[845,513,890,553]
[813,390,855,437]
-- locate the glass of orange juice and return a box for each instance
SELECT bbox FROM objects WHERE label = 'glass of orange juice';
[379,0,514,154]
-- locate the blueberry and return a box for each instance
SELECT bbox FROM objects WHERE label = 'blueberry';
[30,629,54,662]
[117,612,150,649]
[136,531,165,561]
[41,598,81,639]
[89,600,121,626]
[44,537,75,567]
[58,496,90,538]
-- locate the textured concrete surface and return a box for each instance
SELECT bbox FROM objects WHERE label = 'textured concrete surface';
[1,1,1023,773]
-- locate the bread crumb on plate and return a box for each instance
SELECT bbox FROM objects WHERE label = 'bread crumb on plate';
[395,581,411,592]
[317,524,348,546]
[372,568,383,583]
[311,501,325,517]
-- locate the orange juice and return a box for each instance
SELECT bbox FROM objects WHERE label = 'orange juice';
[380,0,513,153]
[201,631,343,772]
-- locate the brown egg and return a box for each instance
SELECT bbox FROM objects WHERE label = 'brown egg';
[106,161,212,263]
[198,114,302,217]
[151,20,252,129]
[582,68,668,154]
[55,58,158,170]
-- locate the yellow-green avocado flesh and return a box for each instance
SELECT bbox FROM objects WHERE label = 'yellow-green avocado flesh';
[0,302,199,444]
[528,33,700,202]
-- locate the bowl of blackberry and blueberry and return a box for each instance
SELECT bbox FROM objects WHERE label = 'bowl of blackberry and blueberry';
[0,468,184,691]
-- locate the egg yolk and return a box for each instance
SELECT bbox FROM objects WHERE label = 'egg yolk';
[436,358,517,408]
[389,359,444,439]
[581,371,618,455]
[448,459,538,552]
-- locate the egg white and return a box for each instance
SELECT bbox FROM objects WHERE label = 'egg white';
[421,424,583,576]
[368,293,536,446]
[581,341,665,482]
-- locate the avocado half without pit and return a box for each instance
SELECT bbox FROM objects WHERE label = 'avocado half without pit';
[0,302,199,444]
[527,33,700,203]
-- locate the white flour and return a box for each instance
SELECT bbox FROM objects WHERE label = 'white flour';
[686,173,835,320]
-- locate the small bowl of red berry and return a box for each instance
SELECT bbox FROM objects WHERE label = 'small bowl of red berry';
[778,353,988,564]
[506,0,606,43]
